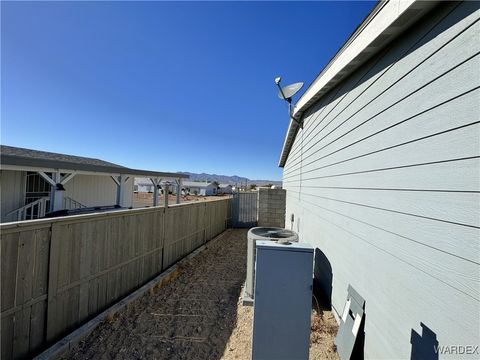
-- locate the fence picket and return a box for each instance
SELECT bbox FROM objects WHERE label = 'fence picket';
[0,198,230,360]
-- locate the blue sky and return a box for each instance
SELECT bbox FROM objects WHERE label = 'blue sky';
[1,1,375,180]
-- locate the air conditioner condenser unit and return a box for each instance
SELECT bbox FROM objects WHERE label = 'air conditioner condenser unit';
[244,227,299,304]
[252,240,314,360]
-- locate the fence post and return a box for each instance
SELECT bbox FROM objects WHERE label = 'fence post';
[46,224,61,342]
[203,202,207,244]
[163,184,169,208]
[228,198,232,229]
[161,207,166,270]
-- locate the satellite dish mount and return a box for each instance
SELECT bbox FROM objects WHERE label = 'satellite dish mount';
[275,77,304,128]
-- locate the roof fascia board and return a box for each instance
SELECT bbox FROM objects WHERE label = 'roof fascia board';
[292,0,440,117]
[278,117,299,167]
[1,164,125,177]
[1,156,188,179]
[279,0,438,167]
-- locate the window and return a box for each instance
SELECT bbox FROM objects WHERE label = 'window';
[24,172,52,218]
[25,172,51,204]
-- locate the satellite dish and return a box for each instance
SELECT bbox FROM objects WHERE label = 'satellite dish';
[274,76,305,127]
[277,82,304,101]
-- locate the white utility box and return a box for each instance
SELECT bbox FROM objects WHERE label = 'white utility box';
[252,240,313,360]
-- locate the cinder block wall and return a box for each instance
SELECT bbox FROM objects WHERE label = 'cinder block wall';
[257,188,286,228]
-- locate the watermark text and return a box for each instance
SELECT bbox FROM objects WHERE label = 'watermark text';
[435,345,479,355]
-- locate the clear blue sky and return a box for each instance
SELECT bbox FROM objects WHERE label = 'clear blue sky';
[1,1,375,181]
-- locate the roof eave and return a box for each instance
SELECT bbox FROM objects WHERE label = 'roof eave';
[278,0,439,168]
[0,155,188,179]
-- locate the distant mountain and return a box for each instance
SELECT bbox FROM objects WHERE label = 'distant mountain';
[178,172,282,187]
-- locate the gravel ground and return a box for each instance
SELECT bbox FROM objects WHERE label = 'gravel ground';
[67,228,339,360]
[221,296,339,360]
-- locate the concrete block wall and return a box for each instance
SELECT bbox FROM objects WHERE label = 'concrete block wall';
[257,188,286,228]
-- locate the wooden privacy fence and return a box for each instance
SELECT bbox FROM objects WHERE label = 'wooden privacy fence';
[0,198,230,360]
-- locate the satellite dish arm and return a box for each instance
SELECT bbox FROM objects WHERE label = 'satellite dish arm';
[276,83,291,103]
[275,77,303,128]
[288,103,303,128]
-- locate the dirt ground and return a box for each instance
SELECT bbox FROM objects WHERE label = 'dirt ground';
[221,298,339,360]
[67,229,339,360]
[132,193,231,208]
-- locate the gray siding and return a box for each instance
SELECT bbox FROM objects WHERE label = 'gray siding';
[0,170,26,222]
[64,174,133,208]
[0,172,133,222]
[283,2,479,359]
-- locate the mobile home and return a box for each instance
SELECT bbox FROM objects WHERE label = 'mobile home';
[218,183,233,194]
[0,145,187,222]
[183,181,218,196]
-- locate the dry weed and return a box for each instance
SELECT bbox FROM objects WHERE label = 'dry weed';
[105,312,115,323]
[310,311,338,345]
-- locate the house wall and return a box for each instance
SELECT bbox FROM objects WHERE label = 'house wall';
[282,2,479,359]
[137,183,154,193]
[187,185,216,196]
[186,186,202,196]
[0,172,135,222]
[219,186,233,194]
[205,184,217,196]
[0,170,26,222]
[64,174,134,208]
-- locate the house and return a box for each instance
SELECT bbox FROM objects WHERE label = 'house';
[0,145,188,222]
[279,1,479,359]
[218,183,233,194]
[134,178,155,193]
[183,181,218,196]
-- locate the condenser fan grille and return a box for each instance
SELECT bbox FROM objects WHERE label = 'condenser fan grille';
[251,228,296,239]
[244,227,299,304]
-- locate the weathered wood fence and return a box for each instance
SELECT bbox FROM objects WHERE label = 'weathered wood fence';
[0,198,231,360]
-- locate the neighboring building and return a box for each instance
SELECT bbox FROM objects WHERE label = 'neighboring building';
[256,185,282,190]
[134,178,155,193]
[0,145,187,222]
[218,183,233,194]
[279,1,479,359]
[183,181,218,196]
[134,178,183,194]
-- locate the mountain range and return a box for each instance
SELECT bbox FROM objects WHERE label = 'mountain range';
[178,172,282,187]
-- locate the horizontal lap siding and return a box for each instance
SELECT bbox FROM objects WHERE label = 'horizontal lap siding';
[283,2,480,359]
